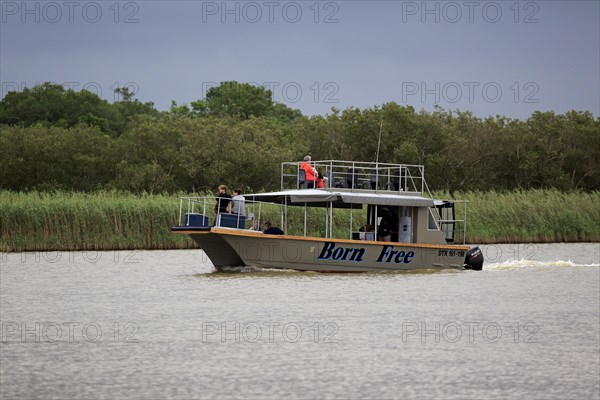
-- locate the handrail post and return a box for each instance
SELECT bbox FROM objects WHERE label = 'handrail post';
[349,205,353,239]
[463,202,467,244]
[178,198,183,226]
[304,203,307,237]
[186,198,191,226]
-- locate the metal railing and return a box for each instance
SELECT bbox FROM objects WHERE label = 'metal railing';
[281,160,427,195]
[176,196,285,231]
[176,195,468,244]
[428,200,468,244]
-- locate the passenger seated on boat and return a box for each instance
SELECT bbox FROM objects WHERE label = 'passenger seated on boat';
[263,221,284,235]
[315,172,325,189]
[300,156,317,188]
[346,168,359,189]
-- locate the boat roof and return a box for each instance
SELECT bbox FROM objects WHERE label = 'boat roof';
[247,189,436,208]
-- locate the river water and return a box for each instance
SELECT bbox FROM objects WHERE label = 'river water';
[1,243,599,400]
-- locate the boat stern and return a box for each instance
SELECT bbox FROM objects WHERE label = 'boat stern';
[463,246,484,270]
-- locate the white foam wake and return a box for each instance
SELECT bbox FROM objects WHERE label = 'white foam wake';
[484,259,599,271]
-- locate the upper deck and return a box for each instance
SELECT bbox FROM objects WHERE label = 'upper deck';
[281,160,430,196]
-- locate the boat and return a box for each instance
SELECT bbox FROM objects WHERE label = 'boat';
[171,160,484,272]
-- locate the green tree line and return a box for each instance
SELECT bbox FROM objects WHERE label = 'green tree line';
[1,82,598,193]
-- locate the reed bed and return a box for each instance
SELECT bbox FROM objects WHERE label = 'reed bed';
[0,191,192,252]
[1,189,598,252]
[447,189,600,244]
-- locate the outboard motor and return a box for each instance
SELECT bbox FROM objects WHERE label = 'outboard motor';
[463,246,484,270]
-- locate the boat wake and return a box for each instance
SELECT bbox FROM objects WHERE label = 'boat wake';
[484,259,599,271]
[214,265,264,273]
[196,265,323,278]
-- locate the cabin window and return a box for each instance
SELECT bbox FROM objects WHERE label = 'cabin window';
[428,208,440,230]
[435,202,456,243]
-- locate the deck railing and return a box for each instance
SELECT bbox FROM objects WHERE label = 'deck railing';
[176,196,285,231]
[176,195,468,244]
[430,200,468,244]
[281,160,428,195]
[176,196,371,240]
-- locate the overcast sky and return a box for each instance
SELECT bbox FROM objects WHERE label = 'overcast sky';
[1,0,599,119]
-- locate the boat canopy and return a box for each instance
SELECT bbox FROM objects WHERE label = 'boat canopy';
[247,189,435,208]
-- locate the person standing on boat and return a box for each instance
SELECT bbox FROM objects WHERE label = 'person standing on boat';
[300,155,318,188]
[231,188,246,216]
[263,221,284,235]
[214,184,232,215]
[378,208,393,242]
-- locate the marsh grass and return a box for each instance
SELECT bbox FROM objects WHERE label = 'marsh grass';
[449,189,600,243]
[0,191,192,252]
[1,189,598,252]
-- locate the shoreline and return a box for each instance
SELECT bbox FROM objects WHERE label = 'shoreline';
[1,189,598,252]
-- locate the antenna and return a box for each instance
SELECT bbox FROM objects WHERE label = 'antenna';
[374,119,383,191]
[375,119,383,167]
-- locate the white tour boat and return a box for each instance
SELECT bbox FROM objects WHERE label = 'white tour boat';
[171,160,484,272]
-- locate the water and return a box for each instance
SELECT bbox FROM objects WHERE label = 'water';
[1,243,599,400]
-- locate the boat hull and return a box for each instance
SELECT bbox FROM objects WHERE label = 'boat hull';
[176,228,471,272]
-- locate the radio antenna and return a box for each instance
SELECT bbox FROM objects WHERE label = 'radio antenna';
[375,119,383,168]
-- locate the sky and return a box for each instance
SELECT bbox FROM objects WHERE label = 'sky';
[1,0,599,120]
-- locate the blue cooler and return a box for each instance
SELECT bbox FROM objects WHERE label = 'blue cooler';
[185,213,209,227]
[217,213,246,229]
